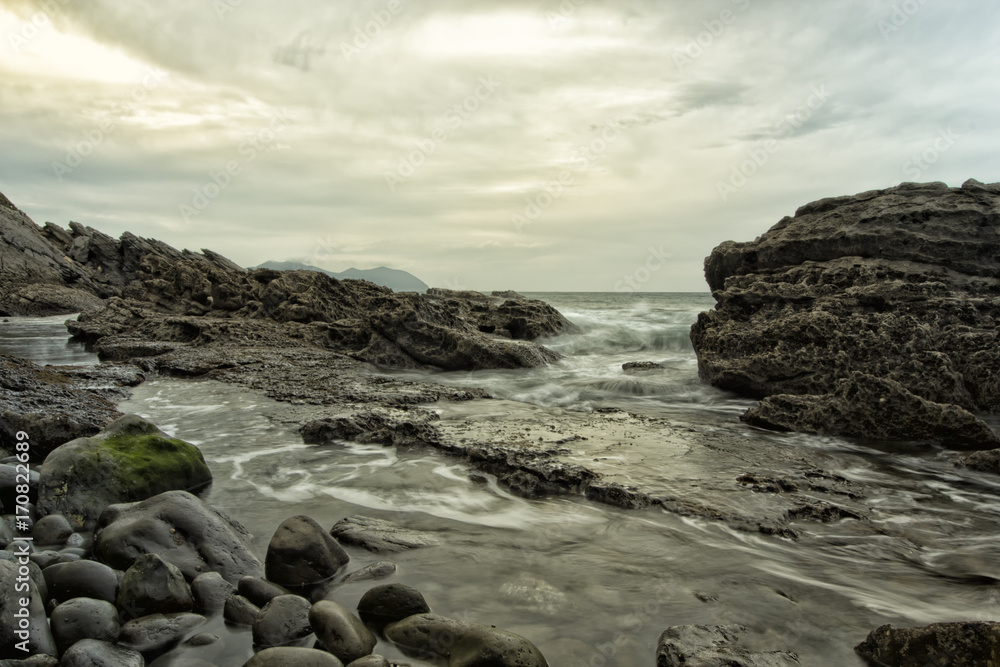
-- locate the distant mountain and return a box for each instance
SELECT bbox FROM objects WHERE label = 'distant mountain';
[254,260,429,293]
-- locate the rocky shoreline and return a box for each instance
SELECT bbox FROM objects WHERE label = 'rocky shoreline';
[2,184,1000,664]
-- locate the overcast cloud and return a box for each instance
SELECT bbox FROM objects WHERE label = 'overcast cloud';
[1,0,997,291]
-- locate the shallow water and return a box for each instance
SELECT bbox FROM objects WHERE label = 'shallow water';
[3,296,1000,666]
[0,314,93,366]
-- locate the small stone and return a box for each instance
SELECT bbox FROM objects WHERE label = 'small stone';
[59,639,144,667]
[119,612,205,655]
[117,553,194,620]
[384,614,548,666]
[309,599,377,664]
[357,583,430,632]
[450,626,550,667]
[32,514,73,546]
[239,575,289,607]
[191,571,236,614]
[224,594,261,627]
[243,646,345,667]
[28,550,60,569]
[185,632,221,647]
[265,515,350,589]
[384,613,471,660]
[50,597,120,654]
[252,594,313,648]
[341,561,396,584]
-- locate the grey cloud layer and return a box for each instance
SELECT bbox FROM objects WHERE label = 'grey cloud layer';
[1,0,997,290]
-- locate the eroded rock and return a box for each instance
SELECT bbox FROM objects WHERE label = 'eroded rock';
[855,621,1000,666]
[691,180,1000,450]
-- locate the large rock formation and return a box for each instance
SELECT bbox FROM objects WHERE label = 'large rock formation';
[0,191,241,316]
[0,192,103,315]
[691,180,1000,451]
[67,276,573,371]
[0,189,575,371]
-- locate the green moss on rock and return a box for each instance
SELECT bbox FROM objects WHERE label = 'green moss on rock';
[86,433,210,499]
[38,415,213,530]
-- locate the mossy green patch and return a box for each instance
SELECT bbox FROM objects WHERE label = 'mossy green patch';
[83,432,212,501]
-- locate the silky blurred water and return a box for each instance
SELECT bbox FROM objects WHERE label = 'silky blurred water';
[3,295,1000,666]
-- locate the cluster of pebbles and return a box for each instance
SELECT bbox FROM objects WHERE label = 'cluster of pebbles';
[0,468,547,666]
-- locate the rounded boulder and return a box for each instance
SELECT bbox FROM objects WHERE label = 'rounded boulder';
[38,415,212,530]
[117,552,194,620]
[252,594,313,648]
[244,646,345,667]
[265,515,349,588]
[50,597,120,654]
[357,583,430,632]
[309,599,376,664]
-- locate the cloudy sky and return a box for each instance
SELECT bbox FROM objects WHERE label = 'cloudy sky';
[0,1,997,291]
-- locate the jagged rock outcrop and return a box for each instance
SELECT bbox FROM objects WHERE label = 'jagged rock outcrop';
[0,192,104,315]
[0,190,241,316]
[1,189,574,370]
[691,180,1000,450]
[68,282,572,371]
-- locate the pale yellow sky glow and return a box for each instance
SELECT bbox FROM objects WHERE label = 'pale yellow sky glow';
[0,1,997,291]
[0,9,146,83]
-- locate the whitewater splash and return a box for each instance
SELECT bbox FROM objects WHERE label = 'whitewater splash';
[392,292,752,416]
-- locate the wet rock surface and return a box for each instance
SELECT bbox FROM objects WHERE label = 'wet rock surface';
[252,594,313,648]
[308,600,377,664]
[0,560,58,659]
[265,515,350,589]
[49,597,120,654]
[657,624,799,666]
[49,559,120,606]
[244,646,345,667]
[0,353,143,460]
[118,611,205,655]
[329,515,443,553]
[59,639,144,667]
[95,490,264,583]
[224,594,261,627]
[356,584,431,632]
[38,414,212,530]
[854,621,1000,666]
[2,181,575,374]
[691,180,1000,450]
[191,571,236,614]
[384,613,548,666]
[117,553,194,620]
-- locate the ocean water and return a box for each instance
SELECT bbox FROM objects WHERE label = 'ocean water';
[394,292,750,418]
[3,294,1000,666]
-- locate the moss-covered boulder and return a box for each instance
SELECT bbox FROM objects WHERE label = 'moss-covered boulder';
[38,414,212,530]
